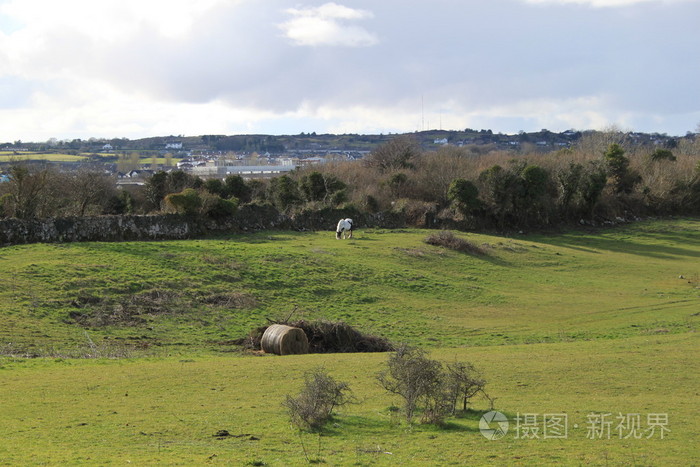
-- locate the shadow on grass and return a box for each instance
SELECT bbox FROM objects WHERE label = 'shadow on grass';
[452,408,494,421]
[317,410,485,437]
[224,233,298,243]
[530,220,700,260]
[345,236,379,242]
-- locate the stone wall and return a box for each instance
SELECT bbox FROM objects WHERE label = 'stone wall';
[0,215,200,245]
[0,205,408,246]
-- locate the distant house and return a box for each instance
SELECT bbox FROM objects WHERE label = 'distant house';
[166,142,183,150]
[434,138,448,145]
[102,144,113,151]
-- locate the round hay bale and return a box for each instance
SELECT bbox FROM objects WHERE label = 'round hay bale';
[261,324,309,355]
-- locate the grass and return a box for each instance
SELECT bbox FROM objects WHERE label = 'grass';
[0,153,88,162]
[1,220,697,353]
[0,334,696,465]
[0,218,699,464]
[0,152,181,165]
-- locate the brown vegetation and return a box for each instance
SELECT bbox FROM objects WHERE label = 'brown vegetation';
[424,230,485,255]
[2,129,699,231]
[241,320,394,354]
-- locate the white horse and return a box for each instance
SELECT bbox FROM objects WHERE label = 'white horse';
[336,218,353,239]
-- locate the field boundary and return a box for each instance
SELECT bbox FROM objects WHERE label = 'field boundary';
[0,206,408,246]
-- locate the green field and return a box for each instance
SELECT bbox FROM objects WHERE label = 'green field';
[1,219,698,465]
[0,152,180,165]
[0,152,88,163]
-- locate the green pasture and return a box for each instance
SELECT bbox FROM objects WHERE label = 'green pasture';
[0,219,699,464]
[0,152,180,165]
[0,153,87,163]
[0,334,696,465]
[1,220,697,353]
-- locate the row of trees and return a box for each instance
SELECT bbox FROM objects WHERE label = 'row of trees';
[314,133,700,228]
[0,166,128,219]
[2,130,699,228]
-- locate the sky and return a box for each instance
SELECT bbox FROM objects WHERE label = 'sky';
[0,0,699,142]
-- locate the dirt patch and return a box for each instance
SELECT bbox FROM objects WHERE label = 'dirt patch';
[66,289,186,327]
[201,292,257,308]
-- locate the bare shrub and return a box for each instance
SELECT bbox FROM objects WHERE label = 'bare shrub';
[377,344,489,424]
[392,199,437,227]
[283,368,353,430]
[424,230,485,255]
[444,361,487,414]
[377,344,443,423]
[363,136,420,173]
[412,146,484,205]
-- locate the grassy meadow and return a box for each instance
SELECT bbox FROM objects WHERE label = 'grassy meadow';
[0,219,699,465]
[0,152,88,163]
[0,151,181,166]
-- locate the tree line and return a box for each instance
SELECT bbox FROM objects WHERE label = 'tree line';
[2,129,699,229]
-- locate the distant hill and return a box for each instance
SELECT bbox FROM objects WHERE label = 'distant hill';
[1,129,688,156]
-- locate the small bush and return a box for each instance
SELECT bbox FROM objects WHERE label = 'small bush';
[362,194,380,213]
[377,344,443,423]
[447,178,480,215]
[444,361,487,414]
[164,188,202,215]
[650,148,676,162]
[202,193,239,219]
[424,230,485,255]
[283,368,353,430]
[377,344,489,425]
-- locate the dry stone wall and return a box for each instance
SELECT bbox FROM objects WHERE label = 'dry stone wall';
[0,206,407,246]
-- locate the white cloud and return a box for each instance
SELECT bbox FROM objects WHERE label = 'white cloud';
[280,2,378,47]
[0,0,228,41]
[0,0,699,140]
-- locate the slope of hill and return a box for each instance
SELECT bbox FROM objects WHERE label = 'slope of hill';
[0,219,697,355]
[0,219,698,464]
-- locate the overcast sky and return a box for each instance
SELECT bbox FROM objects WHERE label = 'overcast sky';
[1,0,698,142]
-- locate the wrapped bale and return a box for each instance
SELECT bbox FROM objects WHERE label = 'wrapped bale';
[261,324,309,355]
